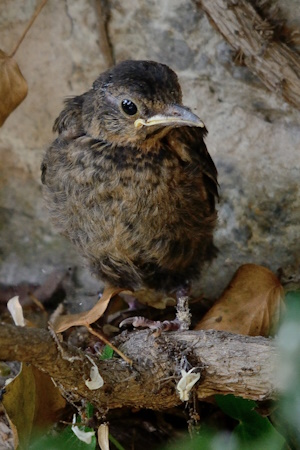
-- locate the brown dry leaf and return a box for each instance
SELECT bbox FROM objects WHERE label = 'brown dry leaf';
[52,286,124,333]
[31,367,66,429]
[0,49,28,126]
[132,288,176,309]
[2,364,66,449]
[2,364,35,450]
[195,264,284,336]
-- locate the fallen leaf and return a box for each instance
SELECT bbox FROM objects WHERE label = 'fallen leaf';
[215,395,285,448]
[0,50,28,126]
[7,296,25,327]
[2,364,35,450]
[131,288,176,309]
[3,293,66,446]
[98,424,110,450]
[52,286,124,332]
[85,355,104,390]
[2,365,66,449]
[31,367,66,429]
[195,264,284,336]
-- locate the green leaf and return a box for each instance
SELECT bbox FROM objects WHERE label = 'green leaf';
[86,403,94,419]
[215,395,285,450]
[99,344,114,360]
[29,425,97,450]
[215,395,256,421]
[160,427,238,450]
[277,290,300,445]
[284,290,300,311]
[109,433,126,450]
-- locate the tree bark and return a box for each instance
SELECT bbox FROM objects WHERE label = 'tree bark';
[199,0,300,108]
[0,324,281,410]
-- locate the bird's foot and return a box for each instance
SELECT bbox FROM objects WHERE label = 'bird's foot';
[119,316,182,337]
[119,287,191,336]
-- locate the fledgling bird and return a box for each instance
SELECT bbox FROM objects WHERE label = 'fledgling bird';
[41,60,218,330]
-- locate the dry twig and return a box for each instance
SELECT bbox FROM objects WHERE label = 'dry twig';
[0,324,281,410]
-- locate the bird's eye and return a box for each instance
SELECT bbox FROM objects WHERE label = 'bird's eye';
[121,99,138,116]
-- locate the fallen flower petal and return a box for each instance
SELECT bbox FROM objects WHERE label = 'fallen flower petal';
[7,296,25,327]
[85,355,104,390]
[177,368,200,401]
[72,414,95,444]
[98,423,110,450]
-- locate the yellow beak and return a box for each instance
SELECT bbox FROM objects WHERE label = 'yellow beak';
[134,104,205,129]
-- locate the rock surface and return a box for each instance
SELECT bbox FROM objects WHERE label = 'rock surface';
[0,0,299,299]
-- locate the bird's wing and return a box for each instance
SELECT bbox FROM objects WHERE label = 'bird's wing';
[52,94,86,137]
[42,94,87,185]
[166,126,219,201]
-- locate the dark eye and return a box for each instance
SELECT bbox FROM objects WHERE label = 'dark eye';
[121,99,138,116]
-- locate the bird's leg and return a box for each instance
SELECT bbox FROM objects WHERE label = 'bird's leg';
[119,286,191,336]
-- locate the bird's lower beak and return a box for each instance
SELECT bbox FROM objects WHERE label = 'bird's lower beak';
[134,104,205,130]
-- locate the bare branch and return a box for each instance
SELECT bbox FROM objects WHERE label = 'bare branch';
[9,0,49,58]
[0,324,280,410]
[199,0,300,108]
[94,0,114,68]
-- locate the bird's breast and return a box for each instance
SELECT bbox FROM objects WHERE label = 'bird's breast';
[43,136,216,288]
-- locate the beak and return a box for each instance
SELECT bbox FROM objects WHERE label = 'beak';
[134,104,205,130]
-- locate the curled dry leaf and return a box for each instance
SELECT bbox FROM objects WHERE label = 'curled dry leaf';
[7,296,25,327]
[131,288,176,309]
[85,355,104,390]
[52,286,123,333]
[195,264,284,337]
[98,424,110,450]
[0,50,28,126]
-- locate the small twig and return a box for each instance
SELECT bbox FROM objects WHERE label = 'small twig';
[176,295,191,330]
[49,322,81,363]
[94,0,114,68]
[85,324,132,366]
[9,0,49,58]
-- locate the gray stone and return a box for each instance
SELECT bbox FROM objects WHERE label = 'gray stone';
[0,0,299,301]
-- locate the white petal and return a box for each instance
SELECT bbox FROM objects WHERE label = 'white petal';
[176,368,200,401]
[98,424,110,450]
[7,296,25,327]
[85,355,104,390]
[72,425,95,444]
[72,414,95,444]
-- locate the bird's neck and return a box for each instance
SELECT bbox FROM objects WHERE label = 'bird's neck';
[92,128,168,154]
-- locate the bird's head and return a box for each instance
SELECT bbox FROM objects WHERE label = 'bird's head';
[82,60,205,149]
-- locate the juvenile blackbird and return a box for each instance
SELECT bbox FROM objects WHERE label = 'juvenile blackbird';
[41,60,218,327]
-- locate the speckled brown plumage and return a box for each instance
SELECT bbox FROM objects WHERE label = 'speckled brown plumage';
[41,60,218,295]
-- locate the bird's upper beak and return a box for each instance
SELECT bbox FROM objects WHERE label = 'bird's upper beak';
[134,104,205,130]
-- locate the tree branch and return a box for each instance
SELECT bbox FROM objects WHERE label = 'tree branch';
[199,0,300,108]
[94,0,114,68]
[0,324,280,410]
